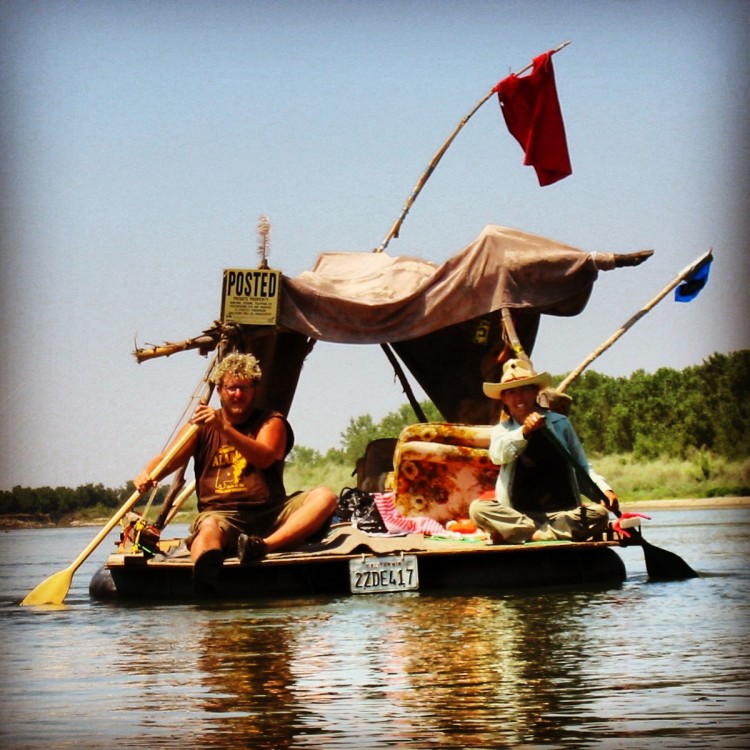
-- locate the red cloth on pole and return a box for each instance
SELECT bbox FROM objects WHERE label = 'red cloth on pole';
[493,51,572,186]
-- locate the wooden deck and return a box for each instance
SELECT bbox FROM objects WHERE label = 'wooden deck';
[90,526,627,601]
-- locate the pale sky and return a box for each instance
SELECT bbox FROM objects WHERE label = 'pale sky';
[1,0,748,491]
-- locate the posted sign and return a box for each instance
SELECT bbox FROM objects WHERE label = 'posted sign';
[221,268,281,326]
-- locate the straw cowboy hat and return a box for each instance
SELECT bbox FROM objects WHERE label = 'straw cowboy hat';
[483,358,552,399]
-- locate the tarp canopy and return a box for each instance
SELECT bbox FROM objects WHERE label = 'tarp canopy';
[281,225,617,343]
[136,225,645,426]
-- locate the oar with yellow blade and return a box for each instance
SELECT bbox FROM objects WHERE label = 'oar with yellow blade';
[21,421,199,606]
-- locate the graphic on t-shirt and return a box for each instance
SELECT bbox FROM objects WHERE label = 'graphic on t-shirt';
[212,444,250,494]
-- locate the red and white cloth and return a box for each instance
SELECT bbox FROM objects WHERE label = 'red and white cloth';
[372,492,449,536]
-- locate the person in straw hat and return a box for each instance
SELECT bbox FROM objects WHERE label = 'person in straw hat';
[469,358,619,544]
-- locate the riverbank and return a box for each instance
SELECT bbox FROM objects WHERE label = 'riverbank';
[1,496,748,530]
[623,496,750,510]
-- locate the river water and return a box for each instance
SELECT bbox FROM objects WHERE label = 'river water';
[1,508,748,749]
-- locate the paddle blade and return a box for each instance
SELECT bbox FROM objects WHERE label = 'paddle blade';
[640,535,699,582]
[20,567,73,606]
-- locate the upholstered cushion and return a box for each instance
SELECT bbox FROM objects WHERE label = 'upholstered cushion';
[392,423,499,523]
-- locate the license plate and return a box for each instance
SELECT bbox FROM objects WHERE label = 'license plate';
[349,555,419,594]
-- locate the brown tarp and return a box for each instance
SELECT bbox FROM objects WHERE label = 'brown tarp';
[280,224,616,343]
[137,224,629,426]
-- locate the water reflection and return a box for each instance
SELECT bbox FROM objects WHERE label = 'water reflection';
[3,510,749,748]
[104,605,302,748]
[107,592,619,747]
[322,591,619,748]
[102,569,750,748]
[194,608,301,747]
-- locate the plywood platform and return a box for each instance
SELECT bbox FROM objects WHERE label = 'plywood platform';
[91,525,627,601]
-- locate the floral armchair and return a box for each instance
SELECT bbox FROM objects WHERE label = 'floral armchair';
[391,423,499,524]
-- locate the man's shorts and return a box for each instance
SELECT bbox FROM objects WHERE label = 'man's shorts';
[186,490,309,551]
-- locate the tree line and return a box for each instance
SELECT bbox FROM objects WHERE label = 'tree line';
[301,349,749,466]
[0,482,169,522]
[1,350,747,518]
[568,350,749,460]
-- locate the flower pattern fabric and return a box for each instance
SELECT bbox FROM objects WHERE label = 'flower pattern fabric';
[392,423,499,523]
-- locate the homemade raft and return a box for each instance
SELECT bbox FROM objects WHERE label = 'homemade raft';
[90,527,627,601]
[23,42,704,605]
[86,222,664,602]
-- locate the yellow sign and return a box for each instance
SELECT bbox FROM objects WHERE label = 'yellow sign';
[221,268,281,325]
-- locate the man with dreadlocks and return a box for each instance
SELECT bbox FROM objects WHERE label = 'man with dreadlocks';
[135,352,337,594]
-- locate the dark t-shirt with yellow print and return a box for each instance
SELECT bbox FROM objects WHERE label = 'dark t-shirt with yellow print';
[193,408,294,514]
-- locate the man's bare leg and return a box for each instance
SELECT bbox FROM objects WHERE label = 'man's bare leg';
[189,515,227,561]
[263,486,337,552]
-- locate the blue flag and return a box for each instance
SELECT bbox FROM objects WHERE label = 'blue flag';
[674,257,713,302]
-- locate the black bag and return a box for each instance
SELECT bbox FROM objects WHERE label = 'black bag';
[336,487,389,534]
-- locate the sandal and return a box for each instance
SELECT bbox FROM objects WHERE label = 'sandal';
[237,534,268,564]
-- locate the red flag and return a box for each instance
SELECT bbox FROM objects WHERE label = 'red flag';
[493,51,572,186]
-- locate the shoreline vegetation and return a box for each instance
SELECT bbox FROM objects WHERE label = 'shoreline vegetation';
[3,446,748,531]
[1,496,748,530]
[2,447,749,530]
[2,351,747,529]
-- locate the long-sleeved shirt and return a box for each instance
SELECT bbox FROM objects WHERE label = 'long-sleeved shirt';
[488,409,611,508]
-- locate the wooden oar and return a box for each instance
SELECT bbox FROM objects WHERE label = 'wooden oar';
[20,422,199,606]
[539,424,698,582]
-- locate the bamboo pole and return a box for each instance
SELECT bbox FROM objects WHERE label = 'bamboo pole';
[162,480,197,528]
[501,308,532,366]
[151,357,220,528]
[556,248,714,394]
[374,40,571,253]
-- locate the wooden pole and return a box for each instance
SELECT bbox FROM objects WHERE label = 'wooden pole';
[556,248,714,394]
[162,480,197,528]
[374,40,571,253]
[500,308,532,365]
[153,466,187,530]
[380,344,429,422]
